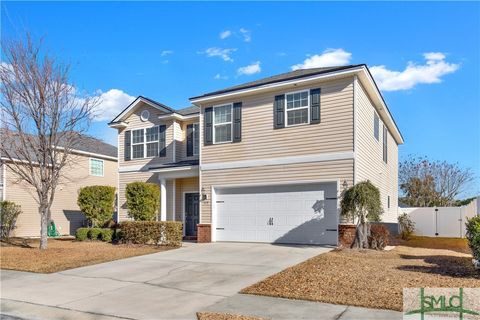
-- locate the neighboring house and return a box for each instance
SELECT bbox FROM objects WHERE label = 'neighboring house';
[110,64,403,245]
[0,134,117,237]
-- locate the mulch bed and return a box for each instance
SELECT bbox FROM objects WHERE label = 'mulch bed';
[0,238,176,273]
[242,246,480,311]
[197,312,268,320]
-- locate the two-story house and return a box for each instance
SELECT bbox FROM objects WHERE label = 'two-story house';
[110,64,403,245]
[1,133,118,236]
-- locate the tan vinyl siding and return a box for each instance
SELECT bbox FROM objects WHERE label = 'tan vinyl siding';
[199,77,354,163]
[174,177,199,222]
[118,103,174,168]
[355,78,399,222]
[6,155,117,237]
[200,159,354,223]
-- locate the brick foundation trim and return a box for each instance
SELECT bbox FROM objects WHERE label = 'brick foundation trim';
[338,224,356,248]
[197,224,211,243]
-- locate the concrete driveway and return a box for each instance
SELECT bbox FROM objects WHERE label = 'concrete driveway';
[1,242,330,320]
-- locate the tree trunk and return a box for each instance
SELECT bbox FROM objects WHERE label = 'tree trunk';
[352,222,370,249]
[39,205,48,250]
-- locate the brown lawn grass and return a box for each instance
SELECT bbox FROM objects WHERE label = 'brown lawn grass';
[197,312,268,320]
[0,238,176,273]
[242,245,480,311]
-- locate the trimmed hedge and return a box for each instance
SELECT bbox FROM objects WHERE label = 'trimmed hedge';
[75,227,113,242]
[120,221,182,246]
[126,182,160,221]
[0,200,22,240]
[77,186,116,227]
[100,228,113,242]
[466,216,480,262]
[76,228,89,241]
[368,224,390,250]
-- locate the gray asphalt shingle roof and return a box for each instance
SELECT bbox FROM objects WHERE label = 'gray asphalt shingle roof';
[0,130,117,160]
[190,65,365,99]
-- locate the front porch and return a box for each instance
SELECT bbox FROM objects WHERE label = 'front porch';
[118,160,200,240]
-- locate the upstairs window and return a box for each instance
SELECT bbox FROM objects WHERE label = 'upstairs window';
[193,123,199,155]
[145,126,159,157]
[131,126,160,159]
[374,112,379,141]
[286,90,309,126]
[213,104,232,143]
[132,129,145,159]
[90,158,104,176]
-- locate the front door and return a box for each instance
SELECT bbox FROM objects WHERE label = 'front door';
[185,193,200,237]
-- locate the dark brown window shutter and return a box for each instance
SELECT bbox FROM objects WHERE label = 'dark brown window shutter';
[310,88,321,124]
[204,107,213,145]
[274,95,285,129]
[124,130,131,161]
[159,125,166,157]
[186,124,194,156]
[233,102,242,143]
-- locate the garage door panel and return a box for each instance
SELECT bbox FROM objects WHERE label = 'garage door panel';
[215,182,338,245]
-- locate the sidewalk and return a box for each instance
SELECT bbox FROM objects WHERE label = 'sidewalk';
[204,294,402,320]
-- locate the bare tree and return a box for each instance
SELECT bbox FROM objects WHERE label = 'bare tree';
[399,155,475,207]
[0,35,98,249]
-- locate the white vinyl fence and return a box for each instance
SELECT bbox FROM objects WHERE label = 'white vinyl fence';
[401,197,479,238]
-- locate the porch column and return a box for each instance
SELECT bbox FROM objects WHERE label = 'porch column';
[160,178,167,221]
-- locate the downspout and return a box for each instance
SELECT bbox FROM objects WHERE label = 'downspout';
[353,75,358,185]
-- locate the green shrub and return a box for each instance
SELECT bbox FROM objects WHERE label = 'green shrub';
[126,182,160,221]
[77,185,116,227]
[398,212,415,240]
[100,228,113,242]
[120,221,182,246]
[466,216,480,262]
[76,227,89,241]
[368,224,390,250]
[0,201,21,240]
[88,227,103,240]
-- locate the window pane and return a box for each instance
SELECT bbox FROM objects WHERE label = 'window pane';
[146,142,158,157]
[132,129,144,144]
[132,144,144,159]
[286,91,309,110]
[287,109,308,126]
[215,124,232,143]
[374,112,379,141]
[214,105,232,124]
[90,159,104,176]
[193,124,199,155]
[146,127,158,142]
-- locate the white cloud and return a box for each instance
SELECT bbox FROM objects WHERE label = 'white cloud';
[161,50,173,56]
[291,48,352,70]
[220,30,232,39]
[198,47,237,62]
[92,89,136,122]
[237,61,261,76]
[370,53,459,91]
[214,73,229,80]
[239,28,251,42]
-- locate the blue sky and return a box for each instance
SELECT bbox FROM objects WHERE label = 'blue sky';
[2,1,479,196]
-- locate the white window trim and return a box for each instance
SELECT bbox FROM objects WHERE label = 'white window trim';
[193,123,200,156]
[131,125,161,159]
[284,89,310,127]
[213,103,233,144]
[89,158,104,177]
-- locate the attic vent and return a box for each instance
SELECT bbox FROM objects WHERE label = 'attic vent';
[140,110,150,122]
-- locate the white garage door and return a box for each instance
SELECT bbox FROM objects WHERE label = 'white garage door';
[214,182,338,245]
